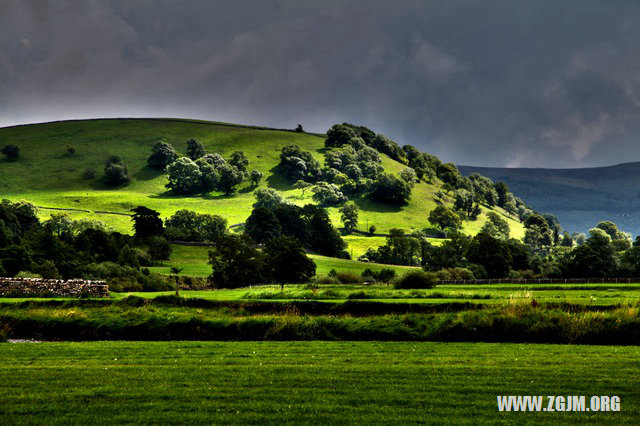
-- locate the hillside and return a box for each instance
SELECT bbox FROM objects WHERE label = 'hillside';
[0,118,525,256]
[459,162,640,235]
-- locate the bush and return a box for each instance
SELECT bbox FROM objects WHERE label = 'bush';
[334,271,363,284]
[82,167,96,179]
[1,144,19,161]
[436,267,475,281]
[66,145,77,155]
[311,275,340,284]
[104,156,130,186]
[393,270,438,289]
[361,268,396,283]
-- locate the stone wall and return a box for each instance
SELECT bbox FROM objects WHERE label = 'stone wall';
[0,278,109,298]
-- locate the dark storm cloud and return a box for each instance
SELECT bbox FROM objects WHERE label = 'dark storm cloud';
[1,0,640,167]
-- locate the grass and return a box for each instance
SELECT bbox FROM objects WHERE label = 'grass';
[0,118,525,243]
[148,244,420,278]
[0,341,638,424]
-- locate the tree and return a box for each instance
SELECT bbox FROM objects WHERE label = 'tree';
[566,229,617,277]
[164,210,227,242]
[295,124,304,133]
[494,182,510,207]
[454,189,475,218]
[339,202,359,233]
[436,163,461,186]
[312,182,348,206]
[293,180,312,197]
[253,188,286,209]
[485,212,510,239]
[229,151,249,173]
[170,267,183,296]
[370,173,412,205]
[466,233,513,278]
[104,156,130,186]
[325,124,357,147]
[165,157,202,194]
[273,204,310,245]
[131,206,163,238]
[560,231,573,247]
[147,141,178,170]
[278,145,321,182]
[263,236,316,289]
[216,163,244,195]
[302,205,349,258]
[198,163,219,193]
[1,145,19,161]
[0,245,32,276]
[147,236,172,261]
[186,138,206,160]
[365,229,421,266]
[208,234,264,288]
[250,169,263,186]
[245,207,282,243]
[428,205,461,232]
[399,168,417,184]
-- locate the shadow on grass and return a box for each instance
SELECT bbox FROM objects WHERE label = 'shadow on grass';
[133,165,165,182]
[266,166,294,191]
[354,196,404,213]
[149,190,239,201]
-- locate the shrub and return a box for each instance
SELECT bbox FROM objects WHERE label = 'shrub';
[1,144,19,161]
[334,271,363,284]
[311,275,340,284]
[82,167,96,179]
[436,267,475,281]
[66,145,77,155]
[104,156,130,186]
[393,270,438,289]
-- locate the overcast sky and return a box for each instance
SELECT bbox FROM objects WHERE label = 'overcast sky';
[1,0,640,167]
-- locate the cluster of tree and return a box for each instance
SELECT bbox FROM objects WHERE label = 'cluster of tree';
[363,229,425,266]
[244,190,349,258]
[147,139,262,195]
[325,123,407,164]
[0,200,173,292]
[208,234,316,289]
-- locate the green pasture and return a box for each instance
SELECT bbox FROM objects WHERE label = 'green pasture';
[0,341,637,424]
[0,118,525,238]
[148,244,420,277]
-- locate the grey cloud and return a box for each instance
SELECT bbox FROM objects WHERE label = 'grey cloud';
[1,0,640,167]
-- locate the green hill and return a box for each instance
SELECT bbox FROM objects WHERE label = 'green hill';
[0,118,524,257]
[459,162,640,236]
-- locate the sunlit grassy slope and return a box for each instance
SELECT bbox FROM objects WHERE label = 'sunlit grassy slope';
[0,118,525,256]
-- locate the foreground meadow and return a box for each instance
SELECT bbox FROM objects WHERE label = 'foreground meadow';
[0,341,637,424]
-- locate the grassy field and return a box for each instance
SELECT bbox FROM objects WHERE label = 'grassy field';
[112,283,640,305]
[148,244,420,277]
[0,118,525,253]
[0,341,637,424]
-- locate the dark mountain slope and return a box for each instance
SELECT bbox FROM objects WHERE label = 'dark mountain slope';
[459,162,640,235]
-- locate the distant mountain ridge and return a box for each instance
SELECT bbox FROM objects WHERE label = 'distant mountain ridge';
[459,162,640,236]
